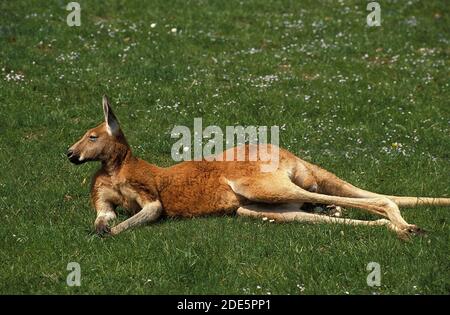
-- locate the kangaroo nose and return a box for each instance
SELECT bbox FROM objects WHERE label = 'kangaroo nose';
[67,149,73,158]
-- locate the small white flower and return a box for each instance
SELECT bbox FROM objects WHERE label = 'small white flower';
[171,27,177,33]
[262,217,268,221]
[4,71,25,82]
[269,219,275,223]
[150,23,157,28]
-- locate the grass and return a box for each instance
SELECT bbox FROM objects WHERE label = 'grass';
[0,0,449,294]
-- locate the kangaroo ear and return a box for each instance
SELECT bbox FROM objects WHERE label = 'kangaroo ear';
[102,95,120,136]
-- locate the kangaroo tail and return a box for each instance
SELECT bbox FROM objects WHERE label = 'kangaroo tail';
[386,196,450,207]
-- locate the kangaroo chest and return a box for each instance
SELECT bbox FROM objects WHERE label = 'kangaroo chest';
[101,182,142,215]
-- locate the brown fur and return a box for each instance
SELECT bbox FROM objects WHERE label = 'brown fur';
[67,96,450,239]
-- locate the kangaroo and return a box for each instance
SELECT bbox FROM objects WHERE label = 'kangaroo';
[67,95,450,240]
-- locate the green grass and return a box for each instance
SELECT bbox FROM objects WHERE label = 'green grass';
[0,0,449,294]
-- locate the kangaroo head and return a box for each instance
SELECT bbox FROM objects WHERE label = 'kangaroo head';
[67,95,129,165]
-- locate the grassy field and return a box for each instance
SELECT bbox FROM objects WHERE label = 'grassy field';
[0,0,449,294]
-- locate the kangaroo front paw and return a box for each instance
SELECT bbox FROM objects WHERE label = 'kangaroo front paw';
[325,205,344,217]
[94,219,111,236]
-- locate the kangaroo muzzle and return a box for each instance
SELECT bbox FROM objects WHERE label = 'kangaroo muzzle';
[67,149,84,165]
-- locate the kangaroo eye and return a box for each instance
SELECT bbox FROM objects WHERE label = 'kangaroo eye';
[89,135,98,141]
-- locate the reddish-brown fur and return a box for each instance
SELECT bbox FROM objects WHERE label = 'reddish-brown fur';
[67,96,450,239]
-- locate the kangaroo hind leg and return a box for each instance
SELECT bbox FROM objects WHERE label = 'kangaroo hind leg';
[228,173,422,239]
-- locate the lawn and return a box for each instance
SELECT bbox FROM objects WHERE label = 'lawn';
[0,0,449,294]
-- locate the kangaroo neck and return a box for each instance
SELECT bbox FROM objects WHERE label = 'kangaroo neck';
[102,143,132,176]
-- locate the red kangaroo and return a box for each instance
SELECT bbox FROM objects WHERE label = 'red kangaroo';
[67,95,450,239]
